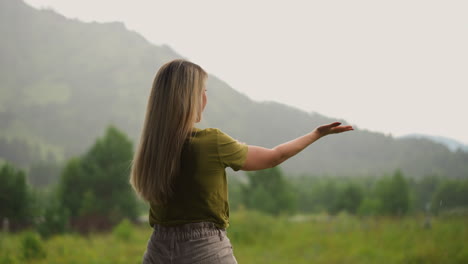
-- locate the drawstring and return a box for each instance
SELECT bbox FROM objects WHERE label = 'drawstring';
[218,228,224,241]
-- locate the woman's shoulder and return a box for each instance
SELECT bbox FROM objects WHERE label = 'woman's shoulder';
[189,128,221,143]
[194,127,245,146]
[193,127,222,136]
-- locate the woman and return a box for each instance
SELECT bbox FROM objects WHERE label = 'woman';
[130,59,353,264]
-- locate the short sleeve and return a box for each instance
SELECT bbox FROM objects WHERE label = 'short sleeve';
[216,129,248,171]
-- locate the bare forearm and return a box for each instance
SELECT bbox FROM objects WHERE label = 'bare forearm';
[240,122,352,171]
[272,129,323,165]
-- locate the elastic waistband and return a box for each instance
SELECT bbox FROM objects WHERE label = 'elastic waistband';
[152,221,225,241]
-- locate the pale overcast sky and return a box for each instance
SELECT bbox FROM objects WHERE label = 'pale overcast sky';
[24,0,468,143]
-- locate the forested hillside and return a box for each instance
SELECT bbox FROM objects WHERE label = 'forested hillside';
[1,0,467,179]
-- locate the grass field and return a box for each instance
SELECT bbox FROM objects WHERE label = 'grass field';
[1,210,467,264]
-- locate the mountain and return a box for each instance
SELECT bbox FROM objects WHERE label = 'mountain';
[398,134,468,152]
[1,0,467,179]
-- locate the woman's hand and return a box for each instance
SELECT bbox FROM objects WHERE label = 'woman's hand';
[315,122,354,137]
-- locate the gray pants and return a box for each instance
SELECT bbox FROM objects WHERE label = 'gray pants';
[142,222,238,264]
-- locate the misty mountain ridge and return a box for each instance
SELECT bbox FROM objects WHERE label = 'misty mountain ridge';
[1,0,467,179]
[398,134,468,153]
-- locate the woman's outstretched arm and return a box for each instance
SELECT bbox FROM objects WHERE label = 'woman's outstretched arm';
[240,122,354,171]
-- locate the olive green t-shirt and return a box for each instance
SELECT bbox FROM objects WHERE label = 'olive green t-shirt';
[149,127,248,229]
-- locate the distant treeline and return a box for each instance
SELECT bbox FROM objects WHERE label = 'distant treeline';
[1,125,467,240]
[228,168,468,217]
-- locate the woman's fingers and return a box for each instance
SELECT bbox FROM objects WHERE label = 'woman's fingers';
[316,122,354,136]
[331,125,354,134]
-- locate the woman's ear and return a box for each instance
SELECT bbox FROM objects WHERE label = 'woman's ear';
[195,105,202,123]
[202,89,207,111]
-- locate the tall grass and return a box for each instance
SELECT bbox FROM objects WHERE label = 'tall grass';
[0,211,466,264]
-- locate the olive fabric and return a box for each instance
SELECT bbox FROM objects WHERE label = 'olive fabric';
[149,127,248,229]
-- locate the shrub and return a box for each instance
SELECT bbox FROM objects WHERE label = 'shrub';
[228,208,282,244]
[21,231,46,260]
[112,218,134,241]
[37,200,70,239]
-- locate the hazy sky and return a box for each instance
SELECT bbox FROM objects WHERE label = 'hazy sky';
[25,0,468,143]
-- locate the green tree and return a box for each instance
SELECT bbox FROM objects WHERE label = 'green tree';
[58,125,138,231]
[241,166,296,215]
[375,170,410,216]
[227,176,243,211]
[36,198,70,239]
[320,180,340,213]
[0,162,31,227]
[411,174,441,212]
[357,198,382,216]
[432,179,468,214]
[332,183,363,214]
[291,176,341,214]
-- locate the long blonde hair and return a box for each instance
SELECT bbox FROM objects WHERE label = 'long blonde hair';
[130,59,208,204]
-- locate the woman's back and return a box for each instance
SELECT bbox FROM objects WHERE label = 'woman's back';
[149,127,248,229]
